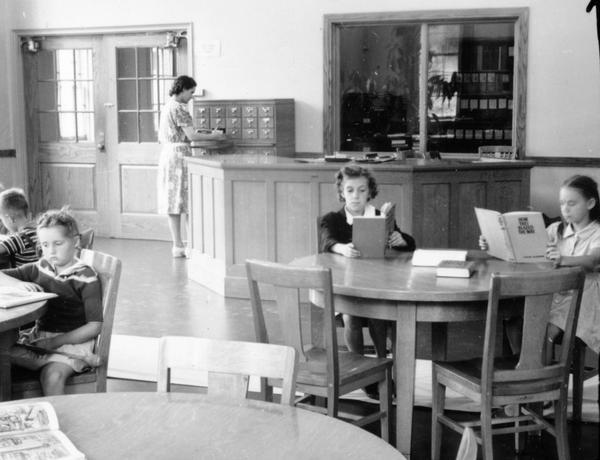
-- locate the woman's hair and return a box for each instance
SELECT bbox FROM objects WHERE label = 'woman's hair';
[335,165,378,202]
[558,175,600,234]
[168,75,197,96]
[36,207,80,238]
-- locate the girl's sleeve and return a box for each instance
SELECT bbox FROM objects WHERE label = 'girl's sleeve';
[319,213,341,253]
[392,221,416,251]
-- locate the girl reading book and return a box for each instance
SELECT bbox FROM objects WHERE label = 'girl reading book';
[480,174,600,353]
[319,165,415,397]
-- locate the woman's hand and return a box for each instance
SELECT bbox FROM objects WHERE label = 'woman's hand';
[16,282,43,292]
[478,235,489,251]
[546,243,562,267]
[388,231,407,248]
[333,243,361,258]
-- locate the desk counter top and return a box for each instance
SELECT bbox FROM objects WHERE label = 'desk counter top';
[186,153,534,172]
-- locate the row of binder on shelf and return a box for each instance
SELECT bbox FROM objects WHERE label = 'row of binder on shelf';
[459,97,513,111]
[455,72,512,93]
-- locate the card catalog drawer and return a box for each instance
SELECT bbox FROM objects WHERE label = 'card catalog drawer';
[227,105,241,117]
[259,105,274,117]
[210,117,226,129]
[226,118,241,129]
[243,105,257,117]
[260,128,274,139]
[242,117,257,128]
[243,128,258,139]
[210,106,226,117]
[259,117,273,128]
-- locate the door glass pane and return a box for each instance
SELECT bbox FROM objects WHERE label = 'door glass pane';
[77,113,94,141]
[117,80,137,110]
[139,112,157,142]
[76,81,94,111]
[137,48,154,77]
[339,24,421,152]
[57,80,75,111]
[117,48,136,78]
[119,112,138,142]
[138,79,154,110]
[117,46,177,143]
[58,112,77,140]
[75,49,93,79]
[56,50,74,80]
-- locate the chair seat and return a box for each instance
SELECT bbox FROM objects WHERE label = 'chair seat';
[297,347,393,387]
[434,355,562,399]
[11,365,98,396]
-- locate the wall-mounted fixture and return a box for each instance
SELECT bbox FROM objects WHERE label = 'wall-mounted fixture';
[164,31,187,48]
[21,37,41,53]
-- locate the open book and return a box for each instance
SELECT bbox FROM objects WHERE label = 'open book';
[0,288,57,309]
[352,202,396,258]
[0,401,84,459]
[474,207,548,263]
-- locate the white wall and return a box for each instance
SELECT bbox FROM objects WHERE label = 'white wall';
[1,0,599,210]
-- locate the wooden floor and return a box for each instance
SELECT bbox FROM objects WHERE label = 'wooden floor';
[96,237,599,460]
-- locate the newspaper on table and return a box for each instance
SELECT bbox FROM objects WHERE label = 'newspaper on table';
[0,401,84,460]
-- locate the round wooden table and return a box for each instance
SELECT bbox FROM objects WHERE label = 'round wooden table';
[33,392,404,459]
[0,301,47,401]
[292,251,554,458]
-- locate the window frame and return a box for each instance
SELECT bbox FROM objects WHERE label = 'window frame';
[323,8,529,158]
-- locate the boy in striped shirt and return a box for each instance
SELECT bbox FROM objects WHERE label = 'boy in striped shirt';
[0,188,39,267]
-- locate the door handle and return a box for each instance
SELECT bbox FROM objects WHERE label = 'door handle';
[97,131,105,152]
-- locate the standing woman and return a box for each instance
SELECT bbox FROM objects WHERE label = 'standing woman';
[157,75,197,257]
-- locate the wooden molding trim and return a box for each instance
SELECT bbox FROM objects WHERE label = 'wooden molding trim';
[530,157,600,167]
[0,149,16,158]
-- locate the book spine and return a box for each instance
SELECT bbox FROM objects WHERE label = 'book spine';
[498,215,517,262]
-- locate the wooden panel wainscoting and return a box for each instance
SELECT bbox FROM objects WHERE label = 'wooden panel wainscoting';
[186,155,533,298]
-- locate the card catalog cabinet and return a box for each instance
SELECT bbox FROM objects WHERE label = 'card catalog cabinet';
[192,98,295,156]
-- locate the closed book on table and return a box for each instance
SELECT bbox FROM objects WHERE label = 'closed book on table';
[352,203,395,258]
[474,207,548,263]
[436,260,476,278]
[411,249,468,267]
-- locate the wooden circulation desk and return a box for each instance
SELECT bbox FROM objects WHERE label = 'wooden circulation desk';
[186,154,533,297]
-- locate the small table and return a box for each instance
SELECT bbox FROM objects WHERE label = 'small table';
[292,252,553,458]
[0,301,47,401]
[28,392,405,459]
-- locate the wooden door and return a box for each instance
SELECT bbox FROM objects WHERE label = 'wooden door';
[23,36,107,233]
[23,32,187,240]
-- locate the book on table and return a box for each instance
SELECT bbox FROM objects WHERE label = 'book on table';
[0,401,84,459]
[474,207,548,263]
[352,202,396,258]
[436,260,477,278]
[0,288,57,309]
[411,249,468,267]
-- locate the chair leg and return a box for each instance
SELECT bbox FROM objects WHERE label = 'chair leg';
[431,368,445,460]
[378,368,392,444]
[571,339,585,423]
[480,404,494,460]
[327,387,339,418]
[554,397,571,460]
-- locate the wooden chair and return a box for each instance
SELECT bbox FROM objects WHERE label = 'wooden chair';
[79,227,95,251]
[432,267,585,460]
[478,145,516,160]
[156,336,298,406]
[245,259,393,441]
[12,249,122,398]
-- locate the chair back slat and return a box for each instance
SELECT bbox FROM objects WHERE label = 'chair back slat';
[157,336,298,405]
[481,268,585,396]
[273,286,307,361]
[517,294,553,371]
[79,249,122,391]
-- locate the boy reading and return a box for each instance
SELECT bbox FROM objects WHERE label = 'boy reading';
[0,208,103,395]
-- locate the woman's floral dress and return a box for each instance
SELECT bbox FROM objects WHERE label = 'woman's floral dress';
[157,97,193,214]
